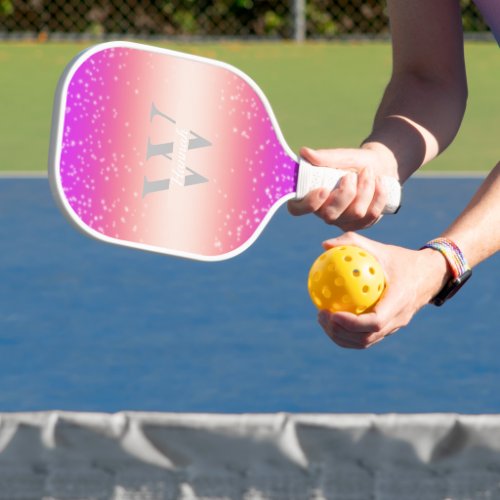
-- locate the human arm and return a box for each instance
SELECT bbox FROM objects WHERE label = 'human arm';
[318,162,500,349]
[288,0,468,230]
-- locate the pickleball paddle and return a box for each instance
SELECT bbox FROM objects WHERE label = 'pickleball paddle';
[49,41,401,261]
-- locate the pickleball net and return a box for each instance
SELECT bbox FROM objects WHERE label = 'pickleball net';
[1,412,500,499]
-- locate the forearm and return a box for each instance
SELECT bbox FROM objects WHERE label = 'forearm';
[361,0,467,183]
[363,73,467,182]
[441,162,500,267]
[413,163,500,307]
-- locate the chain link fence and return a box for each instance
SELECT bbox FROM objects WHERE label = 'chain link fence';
[0,0,491,40]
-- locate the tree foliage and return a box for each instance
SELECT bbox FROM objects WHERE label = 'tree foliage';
[0,0,490,38]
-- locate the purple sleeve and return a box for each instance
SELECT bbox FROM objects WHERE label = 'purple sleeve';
[473,0,500,44]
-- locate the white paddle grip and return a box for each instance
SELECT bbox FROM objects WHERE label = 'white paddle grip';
[295,159,401,214]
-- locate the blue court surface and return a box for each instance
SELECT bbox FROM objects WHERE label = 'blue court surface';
[0,176,498,413]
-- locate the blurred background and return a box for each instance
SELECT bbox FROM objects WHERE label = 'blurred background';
[0,1,497,177]
[0,0,492,41]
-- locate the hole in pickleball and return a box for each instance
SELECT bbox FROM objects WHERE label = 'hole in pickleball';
[352,269,360,277]
[344,256,352,262]
[334,277,344,287]
[362,285,369,293]
[313,271,321,282]
[369,267,376,275]
[322,286,332,299]
[342,295,351,304]
[378,284,382,291]
[359,251,367,257]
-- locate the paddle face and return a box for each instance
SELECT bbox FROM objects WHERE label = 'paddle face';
[49,42,299,261]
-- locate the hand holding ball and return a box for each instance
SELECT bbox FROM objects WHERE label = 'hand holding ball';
[308,245,385,314]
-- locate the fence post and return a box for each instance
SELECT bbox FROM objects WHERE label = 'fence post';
[293,0,306,42]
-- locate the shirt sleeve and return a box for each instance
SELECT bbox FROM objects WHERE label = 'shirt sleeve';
[473,0,500,45]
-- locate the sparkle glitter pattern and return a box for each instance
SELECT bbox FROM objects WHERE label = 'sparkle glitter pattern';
[57,45,298,258]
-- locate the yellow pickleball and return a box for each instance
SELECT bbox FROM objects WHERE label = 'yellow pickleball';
[308,245,385,314]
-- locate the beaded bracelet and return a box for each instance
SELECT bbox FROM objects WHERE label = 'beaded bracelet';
[420,237,472,306]
[421,238,470,278]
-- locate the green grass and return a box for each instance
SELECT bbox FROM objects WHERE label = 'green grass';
[0,41,497,172]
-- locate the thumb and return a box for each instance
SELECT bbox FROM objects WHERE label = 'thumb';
[322,231,370,250]
[300,146,367,171]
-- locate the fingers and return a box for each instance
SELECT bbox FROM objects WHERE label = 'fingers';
[322,230,377,253]
[288,147,388,230]
[300,146,371,169]
[287,187,330,216]
[366,176,388,221]
[318,308,398,350]
[317,282,411,349]
[313,234,426,349]
[289,147,356,215]
[288,168,386,229]
[330,168,386,231]
[316,172,357,224]
[329,169,371,224]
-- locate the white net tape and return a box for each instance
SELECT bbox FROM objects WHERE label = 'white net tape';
[0,412,500,499]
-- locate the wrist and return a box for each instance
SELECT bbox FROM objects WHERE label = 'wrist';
[418,248,452,302]
[420,238,472,306]
[360,141,399,179]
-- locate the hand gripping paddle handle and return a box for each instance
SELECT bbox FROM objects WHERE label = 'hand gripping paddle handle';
[295,158,402,214]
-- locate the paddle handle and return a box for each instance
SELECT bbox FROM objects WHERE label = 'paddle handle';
[295,158,401,214]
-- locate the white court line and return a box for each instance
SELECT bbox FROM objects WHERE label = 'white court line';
[414,170,487,178]
[0,171,48,178]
